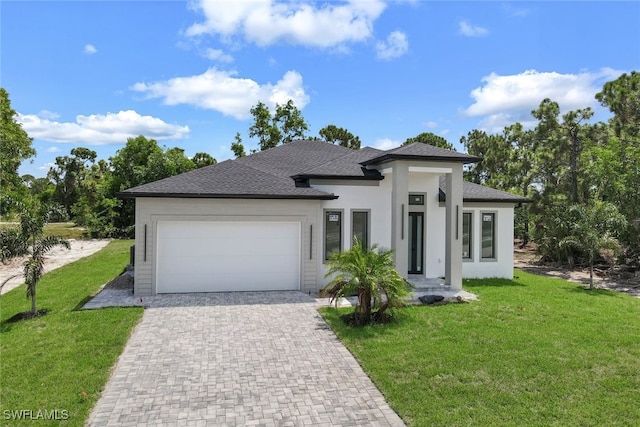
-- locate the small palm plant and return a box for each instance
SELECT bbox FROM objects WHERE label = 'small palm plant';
[558,202,626,289]
[2,196,70,316]
[321,238,412,325]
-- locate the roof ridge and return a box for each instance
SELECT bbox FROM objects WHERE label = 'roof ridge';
[300,145,382,175]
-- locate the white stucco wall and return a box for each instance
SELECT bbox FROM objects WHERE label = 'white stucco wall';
[312,178,392,286]
[133,198,322,296]
[461,203,515,279]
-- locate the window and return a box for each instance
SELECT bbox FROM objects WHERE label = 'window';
[462,212,472,259]
[351,210,369,249]
[481,213,495,259]
[409,194,424,205]
[324,211,342,261]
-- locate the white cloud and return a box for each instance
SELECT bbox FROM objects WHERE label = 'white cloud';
[39,162,56,172]
[464,68,623,131]
[131,68,309,119]
[37,110,60,120]
[46,146,61,153]
[369,138,400,151]
[439,129,450,136]
[17,110,190,145]
[203,48,234,62]
[423,120,438,129]
[84,44,97,54]
[459,20,489,37]
[376,31,408,60]
[185,0,386,49]
[502,3,529,17]
[464,68,623,132]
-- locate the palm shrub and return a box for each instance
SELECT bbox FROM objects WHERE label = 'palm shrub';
[557,202,626,289]
[321,238,412,325]
[1,196,70,315]
[0,227,28,262]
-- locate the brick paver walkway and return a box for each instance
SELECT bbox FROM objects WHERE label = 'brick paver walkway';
[88,291,405,426]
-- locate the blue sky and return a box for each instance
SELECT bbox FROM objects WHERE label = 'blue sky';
[3,1,639,178]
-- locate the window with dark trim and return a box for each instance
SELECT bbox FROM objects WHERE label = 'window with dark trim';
[462,212,472,259]
[324,211,342,261]
[351,211,369,249]
[409,194,424,205]
[481,213,495,259]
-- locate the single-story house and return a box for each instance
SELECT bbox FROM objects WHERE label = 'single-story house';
[120,140,528,296]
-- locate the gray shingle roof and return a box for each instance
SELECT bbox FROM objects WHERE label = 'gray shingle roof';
[439,176,530,203]
[118,158,337,200]
[362,142,481,165]
[294,146,384,179]
[121,140,516,202]
[234,139,354,178]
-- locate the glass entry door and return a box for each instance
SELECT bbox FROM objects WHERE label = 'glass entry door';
[408,212,424,274]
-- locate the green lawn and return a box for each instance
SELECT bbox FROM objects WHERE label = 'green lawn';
[42,222,87,240]
[0,222,87,240]
[0,240,143,426]
[321,271,640,426]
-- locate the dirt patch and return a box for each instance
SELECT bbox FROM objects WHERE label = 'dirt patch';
[0,239,110,295]
[514,242,640,297]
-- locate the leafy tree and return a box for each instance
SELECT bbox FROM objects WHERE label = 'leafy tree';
[248,100,308,150]
[403,132,454,151]
[108,136,200,235]
[71,159,119,237]
[230,132,246,158]
[319,124,361,149]
[109,135,163,192]
[321,238,411,325]
[2,196,70,316]
[192,152,216,168]
[147,147,195,182]
[561,108,594,204]
[503,123,536,245]
[596,71,640,138]
[48,147,97,218]
[249,102,281,151]
[0,88,35,202]
[461,129,512,188]
[275,100,309,144]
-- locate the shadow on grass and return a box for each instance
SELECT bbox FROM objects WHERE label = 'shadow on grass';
[319,306,414,340]
[566,285,619,297]
[464,277,527,289]
[1,308,50,332]
[73,295,94,311]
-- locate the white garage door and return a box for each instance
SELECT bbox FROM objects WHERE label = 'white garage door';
[156,221,301,293]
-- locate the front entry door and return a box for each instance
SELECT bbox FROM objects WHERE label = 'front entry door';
[408,212,424,274]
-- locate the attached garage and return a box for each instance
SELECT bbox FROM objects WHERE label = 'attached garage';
[155,221,301,293]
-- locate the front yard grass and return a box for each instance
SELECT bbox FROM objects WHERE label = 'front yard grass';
[0,240,143,426]
[0,221,87,240]
[320,270,640,426]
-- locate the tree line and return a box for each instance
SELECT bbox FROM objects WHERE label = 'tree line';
[2,71,639,275]
[462,72,639,277]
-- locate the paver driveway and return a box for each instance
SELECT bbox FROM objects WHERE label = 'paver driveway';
[88,291,405,426]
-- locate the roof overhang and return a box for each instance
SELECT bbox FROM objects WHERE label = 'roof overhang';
[438,190,532,204]
[117,192,339,200]
[291,174,384,181]
[361,153,481,166]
